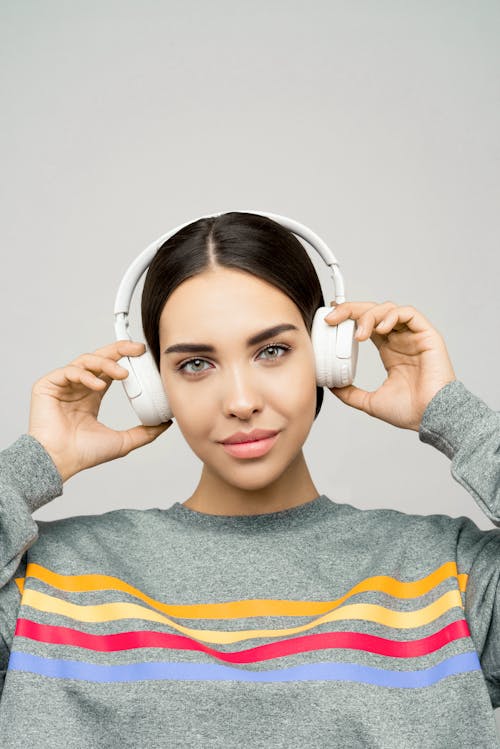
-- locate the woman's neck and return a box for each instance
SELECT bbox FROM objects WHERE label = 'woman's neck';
[182,450,320,516]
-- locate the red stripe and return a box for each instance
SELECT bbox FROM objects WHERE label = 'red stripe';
[15,618,471,663]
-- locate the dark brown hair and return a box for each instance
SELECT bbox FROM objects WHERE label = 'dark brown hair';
[141,211,325,419]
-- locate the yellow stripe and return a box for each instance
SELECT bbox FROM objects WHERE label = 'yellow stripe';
[20,588,465,645]
[14,561,467,620]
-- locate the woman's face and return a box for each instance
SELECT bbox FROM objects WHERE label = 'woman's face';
[158,267,318,492]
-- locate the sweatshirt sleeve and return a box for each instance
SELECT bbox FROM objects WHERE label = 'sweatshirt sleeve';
[418,380,500,706]
[418,379,500,525]
[0,434,63,691]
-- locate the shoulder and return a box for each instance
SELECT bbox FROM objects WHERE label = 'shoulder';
[321,497,500,578]
[326,497,494,547]
[34,507,162,553]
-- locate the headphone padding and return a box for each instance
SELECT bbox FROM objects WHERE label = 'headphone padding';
[311,306,359,389]
[122,351,173,425]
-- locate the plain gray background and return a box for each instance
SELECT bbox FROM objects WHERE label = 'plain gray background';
[1,0,499,729]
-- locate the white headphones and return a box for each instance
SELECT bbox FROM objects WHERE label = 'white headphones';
[113,210,359,426]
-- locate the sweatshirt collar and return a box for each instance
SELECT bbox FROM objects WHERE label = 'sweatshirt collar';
[166,494,334,531]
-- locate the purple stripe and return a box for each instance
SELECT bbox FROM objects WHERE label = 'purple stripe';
[8,650,481,687]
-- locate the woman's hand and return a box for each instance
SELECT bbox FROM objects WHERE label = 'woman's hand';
[28,340,172,483]
[325,301,457,431]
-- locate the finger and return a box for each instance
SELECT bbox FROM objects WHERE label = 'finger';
[371,309,412,337]
[118,421,173,455]
[325,301,378,321]
[91,340,146,361]
[70,353,130,384]
[373,310,399,333]
[69,342,147,387]
[356,305,400,340]
[45,365,110,393]
[366,306,432,338]
[354,302,399,340]
[326,302,432,341]
[325,301,392,339]
[328,383,374,415]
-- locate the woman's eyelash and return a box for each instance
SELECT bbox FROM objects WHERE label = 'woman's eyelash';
[176,343,292,376]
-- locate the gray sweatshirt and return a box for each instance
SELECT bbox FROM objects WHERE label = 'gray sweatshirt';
[0,379,499,748]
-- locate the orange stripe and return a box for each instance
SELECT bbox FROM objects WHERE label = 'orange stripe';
[14,561,467,620]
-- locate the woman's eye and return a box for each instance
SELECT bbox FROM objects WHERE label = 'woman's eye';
[258,344,290,361]
[177,343,291,376]
[178,358,211,375]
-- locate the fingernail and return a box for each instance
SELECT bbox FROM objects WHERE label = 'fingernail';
[355,325,364,339]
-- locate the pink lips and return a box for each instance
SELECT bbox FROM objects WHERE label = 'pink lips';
[220,429,279,445]
[220,433,280,458]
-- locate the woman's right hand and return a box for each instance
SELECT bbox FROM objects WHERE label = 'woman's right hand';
[27,340,172,483]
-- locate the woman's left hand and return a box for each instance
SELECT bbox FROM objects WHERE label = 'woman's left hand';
[324,301,457,432]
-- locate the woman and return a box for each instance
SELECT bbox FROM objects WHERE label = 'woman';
[0,212,499,747]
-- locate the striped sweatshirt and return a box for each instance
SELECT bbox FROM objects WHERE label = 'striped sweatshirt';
[0,379,499,748]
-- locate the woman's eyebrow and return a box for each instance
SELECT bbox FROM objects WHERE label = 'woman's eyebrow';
[163,323,299,355]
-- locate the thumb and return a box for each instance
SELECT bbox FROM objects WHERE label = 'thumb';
[329,385,372,415]
[121,420,173,455]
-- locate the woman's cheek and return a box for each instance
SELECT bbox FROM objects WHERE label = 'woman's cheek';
[160,370,199,421]
[286,354,317,405]
[168,381,208,421]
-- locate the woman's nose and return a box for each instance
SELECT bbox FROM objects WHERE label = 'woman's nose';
[220,369,265,418]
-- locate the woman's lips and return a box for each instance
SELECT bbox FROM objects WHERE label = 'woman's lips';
[220,433,280,458]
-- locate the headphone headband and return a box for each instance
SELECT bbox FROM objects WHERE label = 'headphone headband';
[114,210,346,341]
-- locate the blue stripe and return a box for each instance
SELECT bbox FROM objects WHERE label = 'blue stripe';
[8,650,481,687]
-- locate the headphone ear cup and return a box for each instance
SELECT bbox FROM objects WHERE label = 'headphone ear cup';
[116,348,173,425]
[311,306,359,389]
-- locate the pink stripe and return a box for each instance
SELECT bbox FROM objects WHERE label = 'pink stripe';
[15,618,471,662]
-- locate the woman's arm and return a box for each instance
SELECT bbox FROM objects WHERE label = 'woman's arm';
[418,379,500,525]
[418,379,500,706]
[0,435,63,694]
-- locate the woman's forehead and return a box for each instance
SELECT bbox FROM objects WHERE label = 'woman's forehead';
[166,267,285,302]
[158,273,305,350]
[160,270,300,325]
